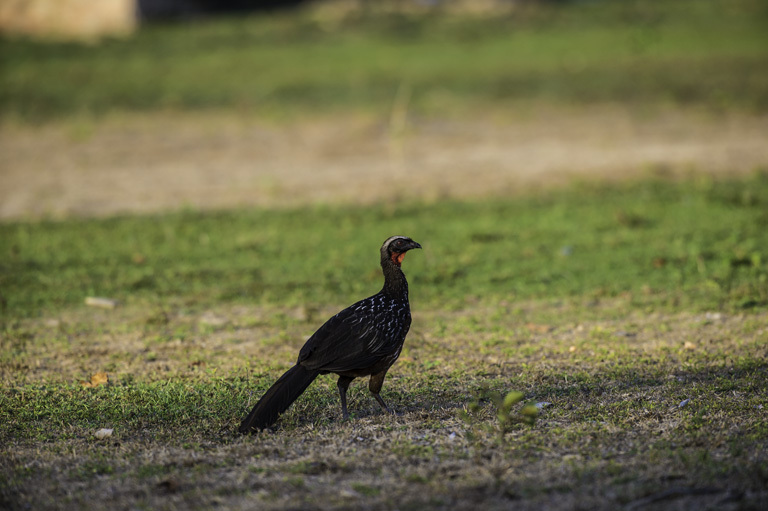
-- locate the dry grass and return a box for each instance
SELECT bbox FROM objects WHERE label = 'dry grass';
[2,107,768,220]
[3,299,767,510]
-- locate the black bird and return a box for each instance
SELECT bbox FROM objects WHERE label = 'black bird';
[239,235,422,433]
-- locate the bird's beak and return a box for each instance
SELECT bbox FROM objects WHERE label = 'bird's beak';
[407,240,422,251]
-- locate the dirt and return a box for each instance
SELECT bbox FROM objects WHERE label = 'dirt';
[2,106,767,220]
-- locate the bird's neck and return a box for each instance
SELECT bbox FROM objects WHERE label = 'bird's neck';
[381,259,409,299]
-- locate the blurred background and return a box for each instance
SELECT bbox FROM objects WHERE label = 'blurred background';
[1,0,767,219]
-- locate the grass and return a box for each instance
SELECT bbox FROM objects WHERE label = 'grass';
[1,175,767,510]
[2,175,768,319]
[2,1,767,507]
[2,0,767,122]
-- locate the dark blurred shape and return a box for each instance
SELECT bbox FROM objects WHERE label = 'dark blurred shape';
[137,0,310,19]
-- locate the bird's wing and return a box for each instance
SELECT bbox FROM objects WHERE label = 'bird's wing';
[297,298,406,373]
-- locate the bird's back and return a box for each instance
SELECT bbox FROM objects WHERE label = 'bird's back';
[297,291,411,374]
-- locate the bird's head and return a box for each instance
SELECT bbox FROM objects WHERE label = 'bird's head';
[381,236,422,267]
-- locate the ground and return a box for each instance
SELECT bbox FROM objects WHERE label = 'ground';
[3,1,768,506]
[3,299,767,510]
[2,106,767,510]
[2,106,767,219]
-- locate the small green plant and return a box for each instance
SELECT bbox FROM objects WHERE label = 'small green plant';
[497,391,539,428]
[461,387,539,438]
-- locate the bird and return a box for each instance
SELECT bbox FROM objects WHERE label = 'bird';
[239,235,422,433]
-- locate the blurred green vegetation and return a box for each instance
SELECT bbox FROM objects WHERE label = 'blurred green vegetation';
[1,0,766,121]
[2,174,767,320]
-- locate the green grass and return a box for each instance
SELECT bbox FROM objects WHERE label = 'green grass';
[2,176,767,509]
[2,174,767,321]
[2,0,767,121]
[2,3,768,506]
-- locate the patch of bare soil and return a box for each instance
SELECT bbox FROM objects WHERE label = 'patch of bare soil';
[2,106,767,220]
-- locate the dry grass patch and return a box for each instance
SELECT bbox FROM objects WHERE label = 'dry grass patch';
[2,301,766,510]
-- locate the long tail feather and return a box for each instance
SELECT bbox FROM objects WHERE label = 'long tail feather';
[239,364,318,433]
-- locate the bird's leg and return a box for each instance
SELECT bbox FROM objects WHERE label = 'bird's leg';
[368,371,393,414]
[337,376,354,420]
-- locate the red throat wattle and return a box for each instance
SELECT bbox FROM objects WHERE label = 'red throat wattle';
[391,252,406,265]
